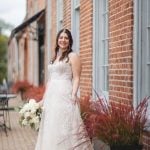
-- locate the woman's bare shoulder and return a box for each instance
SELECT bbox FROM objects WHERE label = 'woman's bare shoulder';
[68,52,80,59]
[68,52,81,66]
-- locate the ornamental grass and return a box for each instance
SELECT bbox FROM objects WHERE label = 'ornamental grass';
[80,95,150,147]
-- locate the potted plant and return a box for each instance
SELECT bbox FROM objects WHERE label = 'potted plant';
[80,95,150,150]
[24,85,45,102]
[11,80,32,100]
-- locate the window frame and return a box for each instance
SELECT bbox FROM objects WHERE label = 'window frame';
[71,0,80,52]
[93,0,109,100]
[134,0,150,127]
[133,0,150,105]
[56,0,63,32]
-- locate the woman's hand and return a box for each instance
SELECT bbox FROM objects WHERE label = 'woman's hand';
[38,100,44,107]
[71,95,79,105]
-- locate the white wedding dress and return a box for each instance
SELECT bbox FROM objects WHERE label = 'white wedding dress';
[35,60,94,150]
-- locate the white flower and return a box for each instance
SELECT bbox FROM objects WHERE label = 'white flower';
[30,116,40,124]
[29,99,36,103]
[24,111,32,119]
[22,119,28,126]
[18,99,42,130]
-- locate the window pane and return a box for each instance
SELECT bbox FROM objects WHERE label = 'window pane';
[102,0,108,92]
[93,0,109,98]
[71,0,80,52]
[74,0,80,9]
[148,0,150,26]
[103,0,107,12]
[147,28,150,94]
[56,0,63,31]
[148,28,150,62]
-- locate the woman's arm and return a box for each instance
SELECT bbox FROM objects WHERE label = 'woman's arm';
[69,53,82,101]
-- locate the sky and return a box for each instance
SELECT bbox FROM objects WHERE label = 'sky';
[0,0,26,35]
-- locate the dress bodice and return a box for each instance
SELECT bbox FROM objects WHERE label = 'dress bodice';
[48,61,72,80]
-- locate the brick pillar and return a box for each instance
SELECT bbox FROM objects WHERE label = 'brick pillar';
[80,0,93,97]
[109,0,134,105]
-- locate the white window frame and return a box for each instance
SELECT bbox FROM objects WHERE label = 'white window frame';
[74,0,80,9]
[134,0,150,124]
[56,0,63,32]
[133,0,150,126]
[71,0,80,53]
[93,0,109,100]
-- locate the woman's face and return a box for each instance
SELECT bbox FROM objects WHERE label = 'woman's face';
[58,32,69,51]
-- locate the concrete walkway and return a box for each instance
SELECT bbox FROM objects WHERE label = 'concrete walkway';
[0,95,38,150]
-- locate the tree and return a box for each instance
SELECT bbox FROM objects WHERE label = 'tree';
[0,19,14,32]
[0,34,8,84]
[0,18,14,36]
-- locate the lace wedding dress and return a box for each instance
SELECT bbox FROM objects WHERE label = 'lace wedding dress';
[35,61,94,150]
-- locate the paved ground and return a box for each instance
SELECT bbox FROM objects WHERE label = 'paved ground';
[1,95,148,150]
[0,95,38,150]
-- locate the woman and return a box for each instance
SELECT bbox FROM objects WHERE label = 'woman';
[35,29,94,150]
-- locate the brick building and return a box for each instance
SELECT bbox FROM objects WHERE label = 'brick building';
[8,0,45,85]
[8,0,150,148]
[47,0,149,104]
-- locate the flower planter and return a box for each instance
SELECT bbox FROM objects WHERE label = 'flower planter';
[80,96,149,150]
[93,138,110,150]
[110,145,143,150]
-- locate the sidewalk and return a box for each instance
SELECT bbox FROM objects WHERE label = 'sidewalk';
[0,95,38,150]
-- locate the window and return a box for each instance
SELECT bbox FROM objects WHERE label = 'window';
[93,0,109,99]
[141,0,150,99]
[134,0,150,105]
[56,0,63,32]
[74,0,80,9]
[71,0,80,97]
[71,0,80,52]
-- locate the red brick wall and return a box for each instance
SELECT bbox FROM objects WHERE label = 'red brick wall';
[62,0,93,97]
[109,0,134,105]
[63,0,71,29]
[80,0,93,97]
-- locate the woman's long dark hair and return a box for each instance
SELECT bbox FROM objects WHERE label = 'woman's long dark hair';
[51,29,73,63]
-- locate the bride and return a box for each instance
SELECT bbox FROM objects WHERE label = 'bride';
[35,29,94,150]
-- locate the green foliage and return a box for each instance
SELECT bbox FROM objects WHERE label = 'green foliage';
[0,34,8,83]
[0,19,14,30]
[11,80,45,101]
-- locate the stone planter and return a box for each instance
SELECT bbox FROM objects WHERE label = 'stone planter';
[93,138,143,150]
[110,145,143,150]
[93,138,110,150]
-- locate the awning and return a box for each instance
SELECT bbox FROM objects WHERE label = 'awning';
[10,9,45,38]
